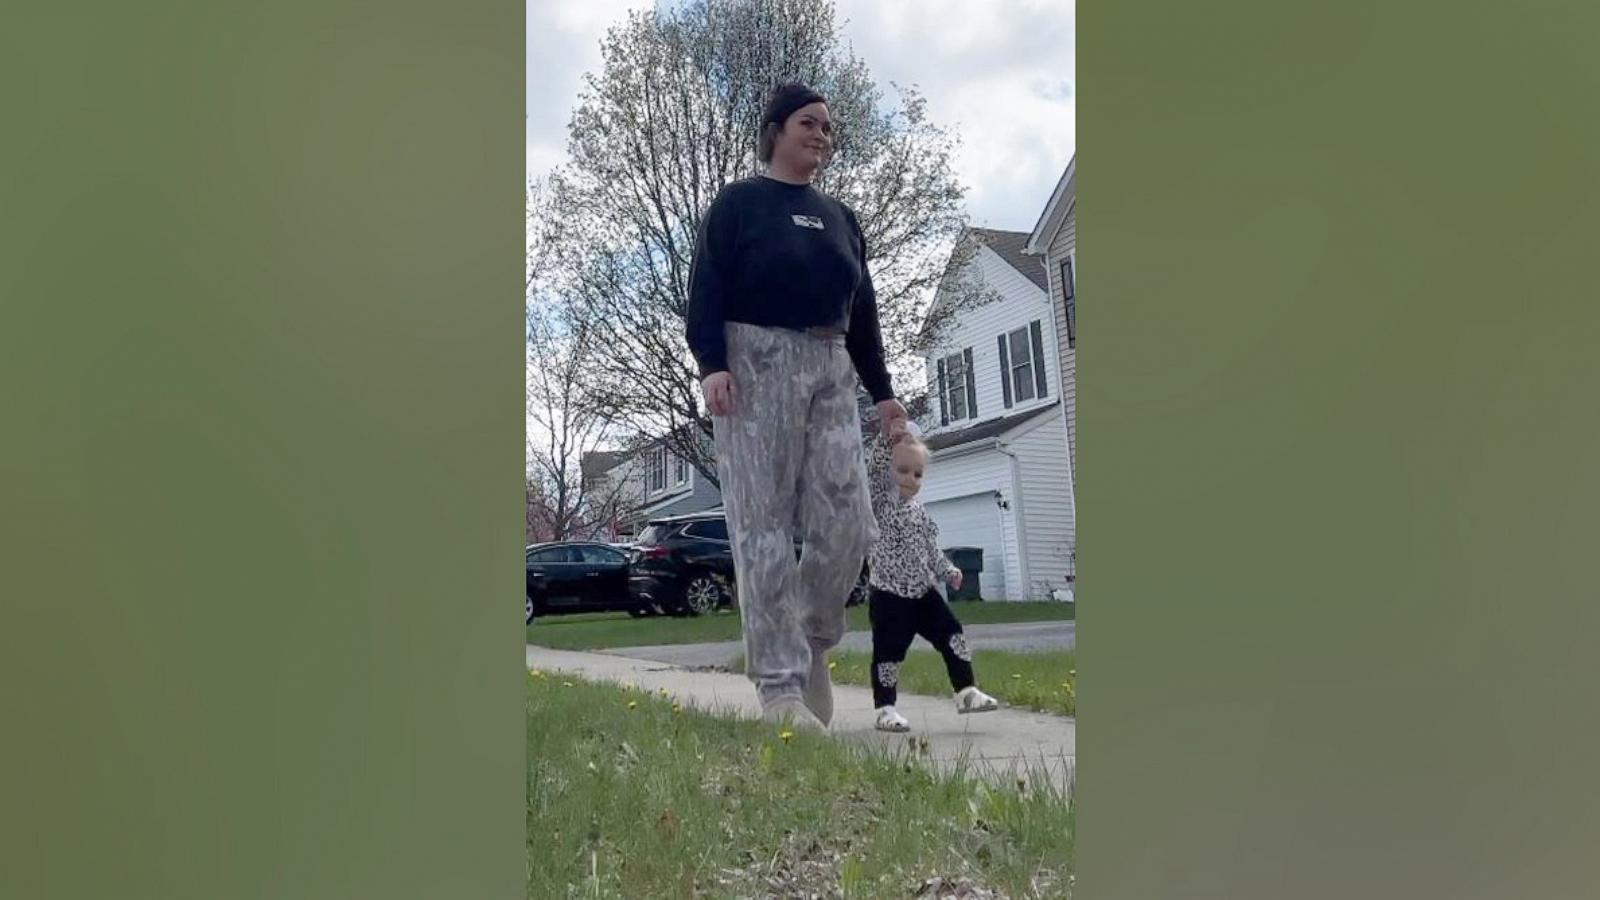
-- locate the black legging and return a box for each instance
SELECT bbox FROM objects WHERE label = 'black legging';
[868,586,975,708]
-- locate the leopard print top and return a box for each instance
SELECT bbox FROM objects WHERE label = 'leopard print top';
[865,435,960,597]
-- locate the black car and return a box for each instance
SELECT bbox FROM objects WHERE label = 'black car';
[628,511,870,617]
[525,541,645,623]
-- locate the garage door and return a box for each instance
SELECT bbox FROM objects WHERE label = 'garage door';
[924,493,1006,597]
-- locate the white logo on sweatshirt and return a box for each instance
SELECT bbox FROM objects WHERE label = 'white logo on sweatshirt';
[791,214,825,230]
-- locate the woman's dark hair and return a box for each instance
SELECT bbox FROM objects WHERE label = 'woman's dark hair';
[757,82,827,164]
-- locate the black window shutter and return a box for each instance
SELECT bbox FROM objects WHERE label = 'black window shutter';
[963,347,977,417]
[997,335,1013,408]
[1061,259,1076,349]
[936,357,949,425]
[1031,320,1048,398]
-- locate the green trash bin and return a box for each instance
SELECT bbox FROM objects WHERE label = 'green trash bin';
[944,547,983,601]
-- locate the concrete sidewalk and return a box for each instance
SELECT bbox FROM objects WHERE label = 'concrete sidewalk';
[527,644,1075,790]
[595,620,1075,668]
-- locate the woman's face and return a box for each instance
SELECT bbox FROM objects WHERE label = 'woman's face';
[774,101,833,173]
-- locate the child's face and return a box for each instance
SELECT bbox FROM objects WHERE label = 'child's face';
[892,443,927,498]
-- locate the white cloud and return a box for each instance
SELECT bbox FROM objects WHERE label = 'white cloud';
[833,0,1075,230]
[526,0,658,178]
[527,0,1075,228]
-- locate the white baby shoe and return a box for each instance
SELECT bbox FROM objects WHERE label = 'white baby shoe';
[955,686,1000,714]
[874,705,911,732]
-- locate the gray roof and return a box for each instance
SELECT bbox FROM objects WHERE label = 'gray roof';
[971,228,1049,292]
[580,450,631,481]
[925,401,1059,452]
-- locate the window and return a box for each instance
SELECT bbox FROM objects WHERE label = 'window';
[645,447,666,493]
[528,546,576,564]
[1008,329,1035,402]
[684,519,729,541]
[674,453,690,485]
[1060,257,1075,349]
[997,320,1050,408]
[936,347,977,425]
[577,545,624,565]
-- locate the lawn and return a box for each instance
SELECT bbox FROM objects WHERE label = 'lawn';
[828,649,1077,717]
[527,600,1073,651]
[724,648,1076,716]
[526,671,1074,899]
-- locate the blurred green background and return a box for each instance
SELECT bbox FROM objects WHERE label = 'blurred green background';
[1,3,523,897]
[1079,2,1600,897]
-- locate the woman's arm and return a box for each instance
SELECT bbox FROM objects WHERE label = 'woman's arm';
[843,207,895,404]
[686,189,738,380]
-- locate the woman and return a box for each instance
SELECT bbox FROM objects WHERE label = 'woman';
[686,83,908,729]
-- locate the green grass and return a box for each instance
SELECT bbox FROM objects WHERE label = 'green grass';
[526,672,1074,899]
[723,649,1077,716]
[527,600,1074,651]
[828,649,1077,717]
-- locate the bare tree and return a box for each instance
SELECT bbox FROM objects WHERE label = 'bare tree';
[526,179,628,542]
[532,0,992,487]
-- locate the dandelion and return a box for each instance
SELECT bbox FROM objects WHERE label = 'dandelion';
[1069,669,1076,676]
[628,700,638,710]
[530,668,545,678]
[659,687,669,697]
[1011,673,1022,680]
[562,681,575,688]
[672,703,682,714]
[828,660,837,671]
[1060,683,1071,690]
[779,730,795,744]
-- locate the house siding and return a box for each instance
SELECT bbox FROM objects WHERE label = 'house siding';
[1006,411,1075,596]
[596,444,723,537]
[1043,201,1076,477]
[923,245,1061,435]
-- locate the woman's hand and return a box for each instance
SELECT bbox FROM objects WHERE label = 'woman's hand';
[876,398,908,439]
[702,371,736,416]
[947,570,963,591]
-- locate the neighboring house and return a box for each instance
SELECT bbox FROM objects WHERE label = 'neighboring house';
[581,433,723,540]
[1023,156,1075,476]
[916,226,1076,601]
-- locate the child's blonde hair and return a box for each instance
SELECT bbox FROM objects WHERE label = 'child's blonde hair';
[892,433,930,465]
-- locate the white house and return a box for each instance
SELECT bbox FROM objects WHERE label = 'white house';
[917,227,1076,601]
[1023,156,1076,474]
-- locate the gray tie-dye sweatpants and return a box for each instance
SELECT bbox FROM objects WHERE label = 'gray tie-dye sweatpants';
[713,323,878,707]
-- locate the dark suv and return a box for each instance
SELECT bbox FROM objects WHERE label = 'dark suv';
[628,511,870,616]
[628,513,736,616]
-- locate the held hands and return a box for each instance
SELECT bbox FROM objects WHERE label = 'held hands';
[702,371,736,416]
[877,398,909,440]
[947,570,963,591]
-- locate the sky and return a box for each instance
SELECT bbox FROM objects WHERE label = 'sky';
[527,0,1075,234]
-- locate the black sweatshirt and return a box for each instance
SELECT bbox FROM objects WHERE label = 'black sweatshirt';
[685,176,896,403]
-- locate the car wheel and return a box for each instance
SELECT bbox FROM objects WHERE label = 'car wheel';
[525,594,536,625]
[682,574,722,617]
